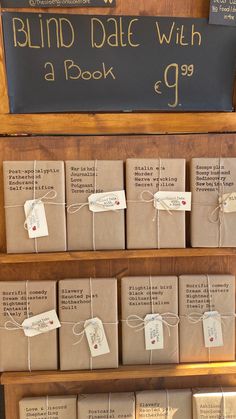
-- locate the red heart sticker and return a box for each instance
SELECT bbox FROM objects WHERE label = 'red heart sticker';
[49,321,54,325]
[182,201,186,205]
[94,344,98,349]
[32,226,37,231]
[151,340,155,344]
[115,201,120,205]
[210,337,214,342]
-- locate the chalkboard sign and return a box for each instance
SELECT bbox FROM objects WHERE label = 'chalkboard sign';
[209,0,236,26]
[1,0,116,8]
[2,12,236,113]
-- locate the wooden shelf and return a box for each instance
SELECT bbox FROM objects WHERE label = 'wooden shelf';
[0,112,236,136]
[0,248,236,265]
[2,362,236,385]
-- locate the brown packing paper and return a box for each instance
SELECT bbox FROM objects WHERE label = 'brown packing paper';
[59,278,118,370]
[191,157,236,247]
[77,392,135,419]
[121,276,179,365]
[0,281,58,371]
[3,161,66,253]
[136,389,192,419]
[66,160,125,250]
[126,158,186,249]
[193,388,236,419]
[179,274,235,363]
[19,396,77,419]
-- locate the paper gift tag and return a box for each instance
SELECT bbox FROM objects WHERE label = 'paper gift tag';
[22,310,61,337]
[221,192,236,213]
[84,317,110,357]
[88,190,126,213]
[203,311,224,348]
[144,314,164,350]
[24,199,49,239]
[154,191,191,211]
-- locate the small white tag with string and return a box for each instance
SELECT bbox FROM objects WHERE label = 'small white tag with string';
[203,311,224,348]
[22,310,61,337]
[24,199,49,239]
[220,192,236,213]
[144,314,164,350]
[88,190,126,213]
[154,191,191,211]
[84,317,110,357]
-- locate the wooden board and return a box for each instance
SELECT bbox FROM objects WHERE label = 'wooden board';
[0,0,235,135]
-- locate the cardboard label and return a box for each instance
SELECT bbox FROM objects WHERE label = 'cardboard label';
[209,0,236,27]
[22,310,61,337]
[84,317,110,357]
[24,199,49,239]
[144,314,164,350]
[203,311,224,348]
[88,190,127,213]
[221,192,236,213]
[154,191,192,211]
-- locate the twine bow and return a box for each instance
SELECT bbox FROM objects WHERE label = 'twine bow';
[125,313,179,337]
[67,192,120,214]
[140,190,174,218]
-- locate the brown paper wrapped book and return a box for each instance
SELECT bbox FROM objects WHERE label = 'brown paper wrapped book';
[179,274,235,363]
[19,396,77,419]
[126,158,186,249]
[59,278,118,370]
[3,160,66,253]
[136,389,192,419]
[121,276,179,365]
[193,388,236,419]
[66,160,125,250]
[0,281,58,371]
[77,392,135,418]
[191,157,236,247]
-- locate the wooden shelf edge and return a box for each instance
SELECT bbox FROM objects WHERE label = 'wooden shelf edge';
[0,112,236,135]
[2,362,236,385]
[0,248,236,265]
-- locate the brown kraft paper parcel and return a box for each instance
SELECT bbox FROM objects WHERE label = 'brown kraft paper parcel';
[3,161,66,253]
[191,157,236,247]
[66,160,125,250]
[136,389,192,419]
[193,388,236,419]
[0,281,58,371]
[59,278,118,370]
[77,393,135,419]
[121,276,179,365]
[126,158,186,249]
[19,396,77,419]
[179,274,235,363]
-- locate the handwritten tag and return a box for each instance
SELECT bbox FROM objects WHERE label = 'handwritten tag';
[24,199,49,239]
[221,192,236,213]
[84,317,110,357]
[22,310,61,337]
[88,190,126,213]
[203,311,223,348]
[144,314,164,350]
[154,191,191,211]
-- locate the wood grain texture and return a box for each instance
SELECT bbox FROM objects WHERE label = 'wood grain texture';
[0,0,211,16]
[0,113,236,135]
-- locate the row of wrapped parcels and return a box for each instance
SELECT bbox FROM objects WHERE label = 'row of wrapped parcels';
[3,157,236,253]
[19,388,236,419]
[0,274,235,371]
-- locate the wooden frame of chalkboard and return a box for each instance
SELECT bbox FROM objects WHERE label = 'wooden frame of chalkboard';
[0,0,235,133]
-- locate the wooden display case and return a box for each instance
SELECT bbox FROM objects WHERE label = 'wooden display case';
[0,1,236,419]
